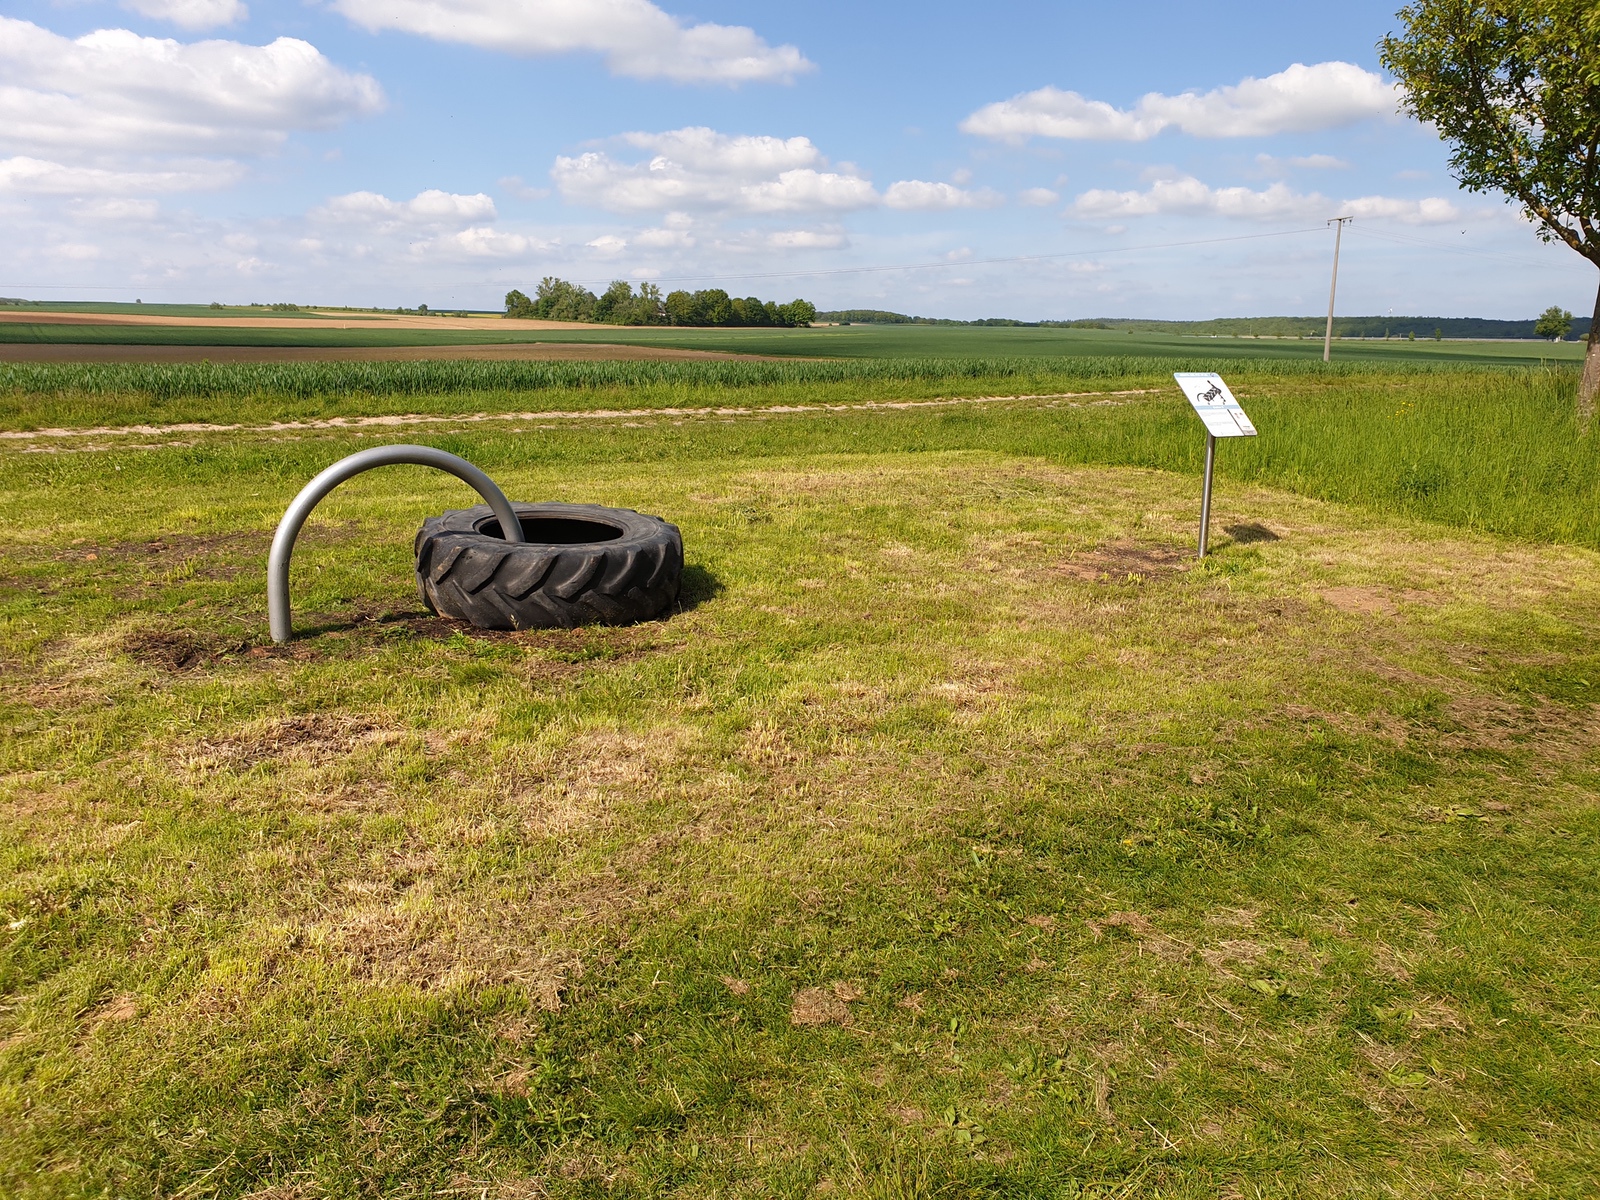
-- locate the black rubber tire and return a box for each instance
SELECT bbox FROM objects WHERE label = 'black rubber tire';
[414,502,683,630]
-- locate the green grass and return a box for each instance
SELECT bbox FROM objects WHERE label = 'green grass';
[2,366,1599,1198]
[0,320,1587,366]
[3,362,1596,549]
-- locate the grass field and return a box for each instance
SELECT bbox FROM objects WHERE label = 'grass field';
[2,360,1598,1198]
[0,319,1588,368]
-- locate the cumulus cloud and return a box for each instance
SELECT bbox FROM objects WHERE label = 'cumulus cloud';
[313,189,498,229]
[766,228,846,249]
[883,180,1002,210]
[330,0,811,85]
[1069,174,1459,224]
[1018,187,1059,207]
[0,18,384,158]
[433,227,544,257]
[635,226,695,248]
[70,198,163,222]
[0,155,242,194]
[121,0,248,30]
[962,62,1397,143]
[552,127,880,214]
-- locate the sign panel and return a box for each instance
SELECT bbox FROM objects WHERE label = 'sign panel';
[1174,372,1257,438]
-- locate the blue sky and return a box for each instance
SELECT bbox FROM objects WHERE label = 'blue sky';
[1,0,1593,319]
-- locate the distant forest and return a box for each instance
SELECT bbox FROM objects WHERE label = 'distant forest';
[817,310,1594,340]
[508,279,816,327]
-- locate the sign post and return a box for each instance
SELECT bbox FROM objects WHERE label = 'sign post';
[1173,373,1257,558]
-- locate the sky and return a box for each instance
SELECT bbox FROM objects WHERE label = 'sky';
[1,0,1594,320]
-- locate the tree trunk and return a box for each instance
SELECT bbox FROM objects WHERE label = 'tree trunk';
[1582,274,1600,423]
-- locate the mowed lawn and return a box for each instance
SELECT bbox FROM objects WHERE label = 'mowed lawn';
[1,366,1598,1198]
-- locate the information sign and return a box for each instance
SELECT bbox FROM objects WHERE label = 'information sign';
[1174,372,1257,438]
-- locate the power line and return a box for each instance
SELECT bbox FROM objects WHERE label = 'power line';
[1345,224,1572,269]
[553,226,1330,287]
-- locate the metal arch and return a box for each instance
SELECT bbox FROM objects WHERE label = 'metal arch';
[267,444,524,643]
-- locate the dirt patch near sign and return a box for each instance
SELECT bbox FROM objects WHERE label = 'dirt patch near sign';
[1058,539,1193,583]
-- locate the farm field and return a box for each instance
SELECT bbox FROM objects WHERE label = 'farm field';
[0,313,1587,367]
[2,361,1598,1197]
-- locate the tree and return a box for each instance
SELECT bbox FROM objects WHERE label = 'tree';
[778,299,816,328]
[533,277,597,321]
[504,289,535,318]
[592,280,634,324]
[1534,305,1574,340]
[1380,2,1600,416]
[664,290,698,326]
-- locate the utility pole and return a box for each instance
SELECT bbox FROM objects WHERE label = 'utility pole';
[1323,216,1353,363]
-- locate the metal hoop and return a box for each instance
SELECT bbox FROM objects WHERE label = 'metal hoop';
[267,445,523,642]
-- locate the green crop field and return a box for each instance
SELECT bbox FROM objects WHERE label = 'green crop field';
[0,318,1588,367]
[2,359,1598,1198]
[0,303,387,321]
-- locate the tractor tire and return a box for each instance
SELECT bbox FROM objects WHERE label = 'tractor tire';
[414,502,682,630]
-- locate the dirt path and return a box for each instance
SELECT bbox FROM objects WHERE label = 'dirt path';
[0,342,770,365]
[0,391,1158,444]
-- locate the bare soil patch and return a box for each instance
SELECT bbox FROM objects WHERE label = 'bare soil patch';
[1058,539,1193,583]
[0,311,597,332]
[122,627,247,672]
[790,981,863,1027]
[189,713,397,770]
[1321,586,1397,615]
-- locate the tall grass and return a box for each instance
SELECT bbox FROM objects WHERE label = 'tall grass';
[3,360,1592,548]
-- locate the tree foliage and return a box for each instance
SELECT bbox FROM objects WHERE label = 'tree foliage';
[1380,1,1599,264]
[1535,305,1574,340]
[1380,0,1600,408]
[506,281,814,328]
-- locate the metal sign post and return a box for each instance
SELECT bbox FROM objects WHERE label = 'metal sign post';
[1173,373,1258,558]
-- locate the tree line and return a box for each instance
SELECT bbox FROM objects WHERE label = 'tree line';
[506,278,815,327]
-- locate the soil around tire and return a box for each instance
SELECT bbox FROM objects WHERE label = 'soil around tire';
[414,502,683,630]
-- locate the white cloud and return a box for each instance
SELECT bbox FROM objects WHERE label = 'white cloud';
[587,234,628,254]
[313,189,498,230]
[1018,186,1060,207]
[1289,153,1349,169]
[121,0,248,30]
[433,227,543,257]
[1069,174,1460,224]
[330,0,811,85]
[0,155,242,194]
[766,228,846,249]
[71,198,162,221]
[552,127,880,214]
[634,226,695,247]
[883,180,1003,210]
[1340,194,1462,223]
[0,18,384,158]
[962,62,1397,143]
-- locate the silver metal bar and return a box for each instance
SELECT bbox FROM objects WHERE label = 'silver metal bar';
[1198,433,1216,558]
[267,444,523,643]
